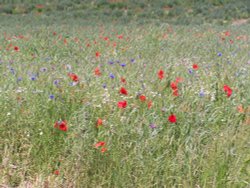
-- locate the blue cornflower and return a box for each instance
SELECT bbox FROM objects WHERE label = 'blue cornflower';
[108,61,114,65]
[17,77,22,82]
[10,67,15,75]
[120,63,126,67]
[217,52,222,57]
[188,68,193,74]
[109,73,115,79]
[31,75,36,81]
[49,94,55,100]
[53,80,60,85]
[102,84,107,88]
[131,58,135,63]
[199,91,205,97]
[40,67,47,72]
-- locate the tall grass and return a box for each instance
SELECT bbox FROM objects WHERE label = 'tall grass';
[0,16,249,187]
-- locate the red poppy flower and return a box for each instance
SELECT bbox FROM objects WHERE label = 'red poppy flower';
[148,100,152,109]
[120,87,128,95]
[237,105,245,113]
[158,70,164,80]
[224,31,230,37]
[36,4,44,9]
[117,100,127,108]
[64,38,67,45]
[139,95,146,102]
[117,35,123,39]
[237,105,244,113]
[96,118,103,127]
[168,114,177,123]
[192,64,198,70]
[59,122,68,131]
[104,37,109,41]
[95,51,100,57]
[74,37,79,43]
[95,141,106,148]
[101,147,107,153]
[173,89,179,96]
[223,85,232,97]
[170,82,178,90]
[54,170,59,175]
[54,120,68,132]
[94,67,101,76]
[14,46,19,52]
[68,73,79,82]
[121,77,126,84]
[18,35,24,39]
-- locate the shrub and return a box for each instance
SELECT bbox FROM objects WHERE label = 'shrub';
[0,4,14,14]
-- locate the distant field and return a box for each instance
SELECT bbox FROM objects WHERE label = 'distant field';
[0,11,250,188]
[0,0,249,25]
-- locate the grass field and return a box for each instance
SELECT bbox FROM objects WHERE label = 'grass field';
[0,8,250,188]
[0,0,249,25]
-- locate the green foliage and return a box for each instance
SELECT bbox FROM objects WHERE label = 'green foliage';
[0,2,249,186]
[0,16,249,187]
[0,4,14,14]
[0,0,249,25]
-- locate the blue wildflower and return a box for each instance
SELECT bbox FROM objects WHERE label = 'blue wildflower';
[109,73,115,79]
[40,67,47,72]
[17,77,22,82]
[120,63,126,67]
[188,68,193,74]
[31,75,36,81]
[150,124,157,129]
[217,52,222,57]
[53,80,60,85]
[49,95,55,100]
[199,91,205,97]
[10,67,15,75]
[108,61,114,65]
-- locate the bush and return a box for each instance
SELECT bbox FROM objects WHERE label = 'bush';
[168,6,185,17]
[0,4,14,14]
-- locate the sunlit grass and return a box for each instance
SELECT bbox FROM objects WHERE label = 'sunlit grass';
[0,19,249,187]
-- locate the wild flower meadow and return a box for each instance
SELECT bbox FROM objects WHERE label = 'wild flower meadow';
[0,19,249,187]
